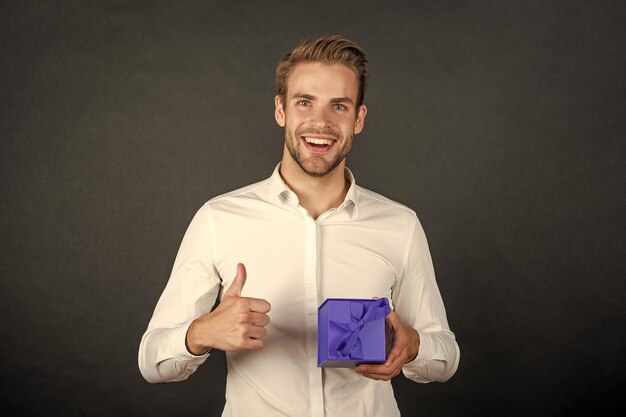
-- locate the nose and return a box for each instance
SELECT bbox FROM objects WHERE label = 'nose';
[310,106,331,128]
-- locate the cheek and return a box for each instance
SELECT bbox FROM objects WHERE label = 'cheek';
[289,115,309,133]
[283,111,300,128]
[341,119,359,134]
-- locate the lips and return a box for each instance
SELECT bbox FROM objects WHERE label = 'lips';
[304,137,334,146]
[298,128,339,153]
[301,135,336,153]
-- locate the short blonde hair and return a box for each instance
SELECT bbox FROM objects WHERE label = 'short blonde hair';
[275,35,368,109]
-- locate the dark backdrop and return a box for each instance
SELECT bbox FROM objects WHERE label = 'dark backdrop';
[1,1,624,416]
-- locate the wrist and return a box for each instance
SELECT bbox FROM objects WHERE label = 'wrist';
[185,319,211,356]
[406,327,420,363]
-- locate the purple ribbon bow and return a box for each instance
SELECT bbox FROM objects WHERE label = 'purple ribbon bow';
[330,298,390,358]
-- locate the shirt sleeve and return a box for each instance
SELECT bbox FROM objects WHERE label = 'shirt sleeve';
[392,214,460,383]
[138,204,222,383]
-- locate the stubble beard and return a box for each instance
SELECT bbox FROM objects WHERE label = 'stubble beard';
[285,127,352,178]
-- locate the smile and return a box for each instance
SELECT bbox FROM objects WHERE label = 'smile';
[301,136,336,153]
[305,137,334,146]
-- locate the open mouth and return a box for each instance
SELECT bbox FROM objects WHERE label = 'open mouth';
[301,136,336,153]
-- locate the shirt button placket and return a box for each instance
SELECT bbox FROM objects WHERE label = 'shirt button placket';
[303,214,323,417]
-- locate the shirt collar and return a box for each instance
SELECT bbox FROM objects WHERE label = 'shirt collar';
[267,163,359,220]
[341,167,360,219]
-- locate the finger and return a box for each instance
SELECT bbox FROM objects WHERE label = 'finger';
[249,298,271,314]
[246,326,267,340]
[356,362,403,380]
[224,263,247,297]
[355,363,376,374]
[244,338,264,350]
[386,351,406,371]
[358,370,390,381]
[356,362,388,375]
[250,312,270,327]
[385,348,399,367]
[358,347,404,373]
[385,309,401,331]
[356,367,395,381]
[384,310,406,365]
[361,367,402,381]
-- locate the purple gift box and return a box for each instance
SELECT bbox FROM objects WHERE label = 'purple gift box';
[317,298,392,368]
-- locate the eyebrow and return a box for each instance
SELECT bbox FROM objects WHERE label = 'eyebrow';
[330,96,355,105]
[292,93,316,101]
[291,93,355,105]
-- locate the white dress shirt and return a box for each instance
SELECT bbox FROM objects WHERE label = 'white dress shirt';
[138,164,459,417]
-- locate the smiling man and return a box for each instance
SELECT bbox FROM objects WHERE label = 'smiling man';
[139,35,459,417]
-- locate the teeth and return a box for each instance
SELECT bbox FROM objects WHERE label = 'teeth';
[305,137,333,145]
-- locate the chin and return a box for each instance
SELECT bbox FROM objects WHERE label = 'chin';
[299,160,341,178]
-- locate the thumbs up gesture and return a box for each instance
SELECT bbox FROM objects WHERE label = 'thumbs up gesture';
[186,263,272,355]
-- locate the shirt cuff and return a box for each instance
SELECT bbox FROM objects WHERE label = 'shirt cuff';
[168,321,211,364]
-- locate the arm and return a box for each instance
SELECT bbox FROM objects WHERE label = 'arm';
[137,205,271,383]
[356,215,459,382]
[138,206,221,383]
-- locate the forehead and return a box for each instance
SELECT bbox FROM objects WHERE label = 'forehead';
[286,62,359,100]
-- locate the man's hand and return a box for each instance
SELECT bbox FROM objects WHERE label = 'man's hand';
[355,309,420,381]
[185,263,271,355]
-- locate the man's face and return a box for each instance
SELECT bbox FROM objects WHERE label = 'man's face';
[275,62,367,178]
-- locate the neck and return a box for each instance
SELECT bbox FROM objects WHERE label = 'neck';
[279,156,350,220]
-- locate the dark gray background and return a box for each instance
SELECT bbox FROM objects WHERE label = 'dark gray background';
[1,0,624,416]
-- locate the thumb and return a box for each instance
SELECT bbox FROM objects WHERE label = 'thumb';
[385,308,401,332]
[224,263,247,297]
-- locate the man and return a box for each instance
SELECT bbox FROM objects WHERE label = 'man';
[139,35,459,417]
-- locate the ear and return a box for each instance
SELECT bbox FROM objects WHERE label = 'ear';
[274,95,286,127]
[353,104,367,134]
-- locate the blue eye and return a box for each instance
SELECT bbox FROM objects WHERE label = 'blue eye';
[297,100,311,107]
[333,104,348,111]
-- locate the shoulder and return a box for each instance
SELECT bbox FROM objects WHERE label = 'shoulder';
[200,177,274,209]
[356,185,418,221]
[187,178,275,222]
